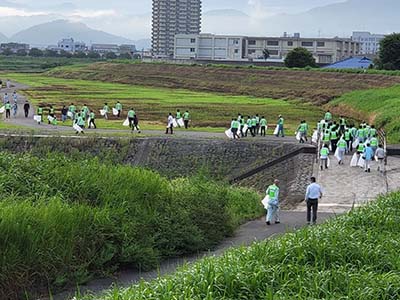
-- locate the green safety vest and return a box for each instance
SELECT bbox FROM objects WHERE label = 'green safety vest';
[116,103,122,110]
[323,133,330,142]
[260,118,267,126]
[338,140,347,149]
[184,112,190,120]
[231,120,239,129]
[77,117,85,126]
[128,110,135,118]
[89,112,95,119]
[50,108,54,114]
[176,112,182,119]
[103,106,109,112]
[358,129,365,138]
[325,112,332,120]
[370,128,376,137]
[351,128,357,137]
[358,144,365,152]
[251,118,257,126]
[298,123,307,132]
[278,118,284,125]
[247,119,252,126]
[267,185,279,199]
[344,131,351,141]
[5,103,11,109]
[38,107,43,114]
[340,118,346,125]
[370,138,378,147]
[239,118,244,125]
[320,148,329,156]
[330,130,338,140]
[69,105,76,112]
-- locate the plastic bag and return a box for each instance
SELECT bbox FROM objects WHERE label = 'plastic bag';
[87,118,91,127]
[177,118,184,127]
[312,130,318,143]
[0,106,5,114]
[67,111,73,119]
[261,196,269,209]
[273,125,279,135]
[296,131,301,141]
[73,123,83,133]
[112,108,119,116]
[243,124,248,133]
[327,157,331,168]
[100,109,106,116]
[33,115,41,123]
[357,156,365,168]
[225,129,234,139]
[47,115,55,123]
[352,138,359,149]
[350,153,359,167]
[334,148,341,161]
[123,118,130,127]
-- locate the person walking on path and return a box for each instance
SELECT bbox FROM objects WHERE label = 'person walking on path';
[68,103,76,119]
[266,179,281,225]
[3,93,9,104]
[324,110,332,124]
[276,115,285,137]
[376,144,386,173]
[61,106,68,122]
[231,118,240,140]
[115,102,123,118]
[5,101,11,119]
[320,144,330,170]
[260,116,267,137]
[337,137,347,165]
[297,120,307,143]
[127,108,135,128]
[132,114,141,133]
[23,101,30,118]
[166,113,174,135]
[37,106,43,124]
[103,103,110,120]
[363,143,374,173]
[48,105,55,124]
[183,110,190,129]
[305,177,323,225]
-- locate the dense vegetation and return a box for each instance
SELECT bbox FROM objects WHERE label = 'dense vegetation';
[330,85,400,143]
[0,152,263,299]
[83,192,400,300]
[376,33,400,70]
[284,47,317,68]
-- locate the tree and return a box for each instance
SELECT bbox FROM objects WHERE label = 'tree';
[105,52,117,59]
[262,48,270,61]
[73,51,87,58]
[119,52,132,59]
[29,48,43,57]
[87,51,100,59]
[284,47,317,68]
[59,50,73,58]
[378,33,400,70]
[16,49,27,57]
[43,49,58,57]
[2,48,13,56]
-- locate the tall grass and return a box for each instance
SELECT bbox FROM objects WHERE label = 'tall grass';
[0,152,263,299]
[84,192,400,300]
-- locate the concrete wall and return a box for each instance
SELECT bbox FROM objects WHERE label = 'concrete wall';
[0,135,315,207]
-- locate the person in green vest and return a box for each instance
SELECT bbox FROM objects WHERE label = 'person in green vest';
[369,125,377,138]
[88,110,96,129]
[324,110,332,123]
[115,101,123,118]
[339,116,346,135]
[297,120,308,143]
[276,115,285,137]
[320,144,330,170]
[370,136,378,153]
[266,179,280,225]
[337,137,347,165]
[344,128,352,153]
[330,126,339,153]
[322,130,331,145]
[255,114,260,135]
[357,143,365,156]
[183,110,190,129]
[245,116,252,137]
[103,103,109,120]
[260,116,267,137]
[75,112,85,134]
[357,126,366,143]
[238,114,245,137]
[176,109,182,127]
[127,108,135,128]
[249,116,256,137]
[68,103,76,119]
[81,104,89,120]
[4,101,11,119]
[48,105,55,124]
[37,106,43,123]
[230,118,240,140]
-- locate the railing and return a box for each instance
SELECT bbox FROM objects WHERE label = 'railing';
[378,129,387,165]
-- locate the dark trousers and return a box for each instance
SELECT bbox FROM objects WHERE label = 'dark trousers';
[166,125,173,134]
[128,117,134,128]
[48,113,54,124]
[89,119,96,129]
[184,120,189,129]
[132,122,140,131]
[118,110,121,118]
[5,109,10,118]
[256,124,260,135]
[231,128,240,139]
[24,109,29,118]
[261,126,266,136]
[307,198,318,224]
[331,139,338,153]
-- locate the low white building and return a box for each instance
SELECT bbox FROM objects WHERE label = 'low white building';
[352,31,385,55]
[174,34,360,64]
[91,44,120,54]
[57,38,86,53]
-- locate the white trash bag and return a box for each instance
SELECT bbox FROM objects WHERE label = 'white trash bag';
[33,115,42,123]
[312,130,319,143]
[273,125,279,135]
[334,148,341,162]
[261,196,270,209]
[100,109,106,116]
[123,118,130,127]
[177,118,184,127]
[295,131,301,141]
[327,157,331,168]
[87,118,91,127]
[0,106,5,114]
[73,123,83,133]
[225,129,234,139]
[112,108,119,116]
[352,138,360,150]
[172,118,178,128]
[47,115,55,123]
[357,156,365,168]
[67,111,74,119]
[350,153,359,167]
[243,124,248,133]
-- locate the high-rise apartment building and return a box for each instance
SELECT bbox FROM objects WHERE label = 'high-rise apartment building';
[152,0,201,57]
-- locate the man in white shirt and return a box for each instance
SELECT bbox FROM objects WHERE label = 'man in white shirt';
[375,144,386,173]
[166,113,174,135]
[305,177,323,225]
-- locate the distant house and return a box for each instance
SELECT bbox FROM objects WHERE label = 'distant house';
[57,38,86,53]
[323,57,373,69]
[91,44,120,54]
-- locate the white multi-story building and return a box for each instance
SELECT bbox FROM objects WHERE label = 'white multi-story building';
[152,0,202,58]
[90,44,120,54]
[57,38,86,53]
[352,31,385,55]
[174,34,360,64]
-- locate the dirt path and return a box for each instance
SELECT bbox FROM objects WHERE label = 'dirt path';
[50,211,335,300]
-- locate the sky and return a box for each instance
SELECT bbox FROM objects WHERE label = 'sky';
[0,0,347,39]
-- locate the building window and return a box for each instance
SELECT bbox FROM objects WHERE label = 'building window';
[267,41,279,46]
[248,40,256,45]
[190,38,196,43]
[317,42,325,47]
[190,48,195,52]
[248,49,256,54]
[287,41,293,46]
[269,50,279,55]
[301,41,314,47]
[234,49,239,54]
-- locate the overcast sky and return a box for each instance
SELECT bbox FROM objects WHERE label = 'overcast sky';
[0,0,347,38]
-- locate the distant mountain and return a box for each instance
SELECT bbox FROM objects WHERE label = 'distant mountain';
[10,20,134,46]
[0,32,8,43]
[264,0,400,37]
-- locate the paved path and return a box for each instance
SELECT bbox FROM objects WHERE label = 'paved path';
[50,211,335,300]
[296,154,400,214]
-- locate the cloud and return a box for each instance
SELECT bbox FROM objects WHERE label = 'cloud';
[0,6,46,16]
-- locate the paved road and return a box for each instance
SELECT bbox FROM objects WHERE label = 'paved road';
[50,211,335,300]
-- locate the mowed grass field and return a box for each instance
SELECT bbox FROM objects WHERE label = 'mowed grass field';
[4,73,323,133]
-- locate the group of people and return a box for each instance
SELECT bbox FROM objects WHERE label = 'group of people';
[166,109,191,134]
[2,91,21,119]
[318,111,386,173]
[228,114,286,139]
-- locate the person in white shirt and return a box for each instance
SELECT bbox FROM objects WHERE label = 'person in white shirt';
[166,113,174,135]
[375,144,386,173]
[305,177,323,225]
